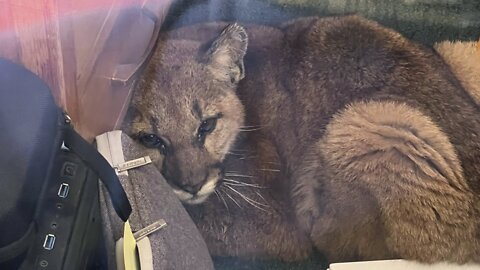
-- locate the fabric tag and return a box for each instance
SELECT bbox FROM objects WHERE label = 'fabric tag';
[115,156,152,173]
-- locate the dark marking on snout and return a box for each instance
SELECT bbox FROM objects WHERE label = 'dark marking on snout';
[161,152,212,195]
[180,172,209,194]
[149,116,160,134]
[193,100,202,119]
[161,154,182,187]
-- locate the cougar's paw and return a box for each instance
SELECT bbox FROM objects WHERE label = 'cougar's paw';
[295,204,319,234]
[291,156,325,234]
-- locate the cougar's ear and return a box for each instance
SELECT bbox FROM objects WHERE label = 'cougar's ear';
[204,23,248,84]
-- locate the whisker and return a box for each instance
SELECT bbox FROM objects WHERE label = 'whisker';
[223,178,259,185]
[258,168,281,172]
[222,188,242,209]
[254,191,273,213]
[224,182,263,189]
[224,185,269,207]
[255,191,268,203]
[225,170,242,174]
[226,152,245,157]
[225,185,270,213]
[239,125,263,129]
[215,190,229,212]
[239,155,257,160]
[223,178,243,184]
[223,178,266,188]
[263,161,280,165]
[239,128,263,132]
[224,173,254,178]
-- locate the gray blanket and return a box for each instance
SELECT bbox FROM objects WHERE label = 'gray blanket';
[165,0,480,46]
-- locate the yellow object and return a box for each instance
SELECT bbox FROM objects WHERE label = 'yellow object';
[123,221,139,270]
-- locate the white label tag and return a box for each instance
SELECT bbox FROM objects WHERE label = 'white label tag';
[133,219,167,241]
[115,156,152,173]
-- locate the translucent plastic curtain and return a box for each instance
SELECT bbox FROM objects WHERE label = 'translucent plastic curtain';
[0,0,173,141]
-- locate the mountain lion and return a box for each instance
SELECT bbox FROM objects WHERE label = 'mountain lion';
[123,16,480,264]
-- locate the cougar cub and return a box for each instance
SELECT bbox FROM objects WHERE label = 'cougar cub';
[123,16,480,264]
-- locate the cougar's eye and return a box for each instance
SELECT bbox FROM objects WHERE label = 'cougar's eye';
[199,118,217,133]
[196,117,218,145]
[139,133,168,154]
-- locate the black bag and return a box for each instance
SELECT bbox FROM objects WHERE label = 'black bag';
[0,58,132,269]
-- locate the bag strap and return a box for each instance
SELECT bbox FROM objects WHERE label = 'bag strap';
[63,127,132,222]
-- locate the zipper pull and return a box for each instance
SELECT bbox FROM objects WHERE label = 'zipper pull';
[63,112,72,125]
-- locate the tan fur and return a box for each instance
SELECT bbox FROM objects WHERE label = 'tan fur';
[435,40,480,105]
[310,101,479,262]
[125,16,480,264]
[123,38,246,204]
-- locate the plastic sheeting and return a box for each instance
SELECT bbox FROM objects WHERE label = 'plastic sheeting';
[0,0,172,141]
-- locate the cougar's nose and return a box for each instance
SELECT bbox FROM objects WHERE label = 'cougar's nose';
[181,172,209,194]
[181,182,203,194]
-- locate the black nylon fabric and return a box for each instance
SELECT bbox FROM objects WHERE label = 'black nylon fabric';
[0,58,61,247]
[0,57,131,270]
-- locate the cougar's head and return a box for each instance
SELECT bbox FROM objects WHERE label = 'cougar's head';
[123,24,248,204]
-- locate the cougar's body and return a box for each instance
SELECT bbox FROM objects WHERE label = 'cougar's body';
[124,16,480,263]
